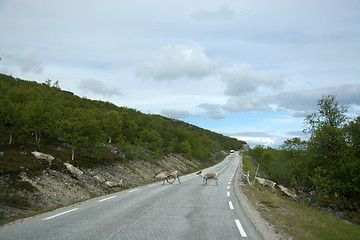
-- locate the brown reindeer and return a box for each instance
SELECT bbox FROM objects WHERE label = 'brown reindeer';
[196,171,218,185]
[154,170,181,184]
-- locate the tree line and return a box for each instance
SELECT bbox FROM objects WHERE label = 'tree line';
[248,95,360,210]
[0,74,244,163]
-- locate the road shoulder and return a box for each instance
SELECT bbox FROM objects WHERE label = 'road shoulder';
[233,154,286,240]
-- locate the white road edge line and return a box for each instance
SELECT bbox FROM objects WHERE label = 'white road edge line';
[229,201,234,210]
[98,196,116,202]
[227,191,230,197]
[227,186,230,189]
[42,208,79,220]
[235,219,247,237]
[129,189,139,193]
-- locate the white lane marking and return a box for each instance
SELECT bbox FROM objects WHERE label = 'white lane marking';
[129,189,139,193]
[227,191,230,197]
[228,182,231,185]
[227,186,230,189]
[42,208,79,220]
[235,219,248,237]
[98,196,116,202]
[229,201,234,210]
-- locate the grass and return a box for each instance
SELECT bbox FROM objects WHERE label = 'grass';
[241,155,360,240]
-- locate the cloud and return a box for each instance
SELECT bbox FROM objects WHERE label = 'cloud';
[224,95,272,113]
[231,132,276,147]
[79,78,121,97]
[161,109,196,119]
[4,49,43,74]
[286,131,306,137]
[220,64,286,96]
[135,42,220,80]
[197,103,226,119]
[231,130,300,147]
[223,83,360,114]
[192,6,236,21]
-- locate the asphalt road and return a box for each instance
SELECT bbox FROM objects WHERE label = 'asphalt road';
[0,152,262,240]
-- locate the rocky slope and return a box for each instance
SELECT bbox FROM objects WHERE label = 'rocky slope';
[0,153,205,225]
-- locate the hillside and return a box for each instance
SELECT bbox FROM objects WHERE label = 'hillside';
[0,73,246,225]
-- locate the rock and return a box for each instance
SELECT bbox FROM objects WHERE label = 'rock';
[321,207,334,215]
[330,203,339,211]
[0,152,4,157]
[336,212,349,219]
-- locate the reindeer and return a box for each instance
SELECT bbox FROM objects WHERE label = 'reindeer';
[196,171,218,185]
[278,185,298,201]
[105,180,123,188]
[31,151,54,168]
[154,170,181,185]
[64,162,83,179]
[255,176,276,192]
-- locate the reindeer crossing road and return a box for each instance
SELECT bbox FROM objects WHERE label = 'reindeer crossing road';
[0,152,262,240]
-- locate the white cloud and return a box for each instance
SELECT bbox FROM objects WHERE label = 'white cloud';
[223,83,360,114]
[135,42,220,81]
[197,103,226,119]
[161,109,196,119]
[224,95,271,113]
[234,136,275,147]
[79,79,121,97]
[220,64,286,96]
[193,6,236,21]
[4,49,43,74]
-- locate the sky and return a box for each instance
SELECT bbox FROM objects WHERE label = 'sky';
[1,0,359,148]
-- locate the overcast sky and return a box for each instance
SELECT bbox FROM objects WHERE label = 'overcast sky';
[1,0,359,147]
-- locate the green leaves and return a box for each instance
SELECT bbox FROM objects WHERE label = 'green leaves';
[304,95,347,135]
[58,108,105,155]
[249,95,360,205]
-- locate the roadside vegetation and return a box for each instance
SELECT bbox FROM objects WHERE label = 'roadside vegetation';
[242,155,360,240]
[241,94,360,239]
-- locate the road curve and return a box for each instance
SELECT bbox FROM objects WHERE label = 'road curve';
[0,152,262,240]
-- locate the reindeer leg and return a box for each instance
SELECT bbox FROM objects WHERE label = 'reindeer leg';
[166,177,172,184]
[178,177,181,184]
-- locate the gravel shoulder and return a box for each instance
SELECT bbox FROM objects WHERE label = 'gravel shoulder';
[233,153,287,240]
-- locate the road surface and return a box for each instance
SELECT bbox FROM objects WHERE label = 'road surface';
[0,152,262,239]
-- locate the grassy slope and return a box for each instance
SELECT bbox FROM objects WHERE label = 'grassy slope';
[241,155,360,240]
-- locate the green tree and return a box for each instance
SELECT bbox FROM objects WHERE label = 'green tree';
[101,110,123,143]
[23,81,60,145]
[342,117,360,208]
[178,140,192,158]
[58,108,105,160]
[140,129,164,155]
[304,95,347,135]
[305,95,349,197]
[280,138,312,191]
[0,87,31,143]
